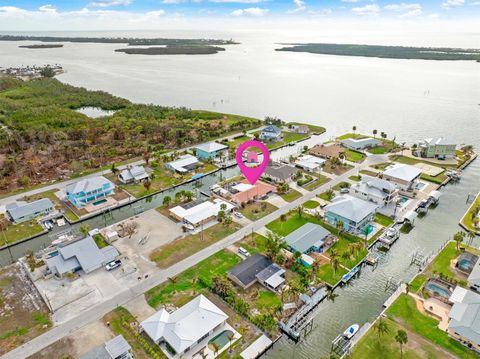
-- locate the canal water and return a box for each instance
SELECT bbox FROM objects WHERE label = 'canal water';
[267,157,480,358]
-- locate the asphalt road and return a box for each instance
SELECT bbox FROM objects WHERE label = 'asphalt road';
[1,154,387,359]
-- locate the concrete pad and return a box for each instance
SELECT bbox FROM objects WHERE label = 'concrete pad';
[414,163,444,176]
[124,295,156,322]
[71,321,114,357]
[266,194,289,208]
[240,334,272,359]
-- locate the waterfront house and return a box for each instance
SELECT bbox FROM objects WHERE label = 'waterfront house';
[263,162,297,183]
[350,175,399,206]
[230,180,275,205]
[118,165,149,184]
[195,142,229,161]
[169,199,234,227]
[80,335,133,359]
[292,124,310,134]
[309,144,345,160]
[283,222,335,254]
[228,254,285,291]
[141,294,231,358]
[295,155,326,173]
[467,257,480,292]
[259,125,282,142]
[66,176,115,208]
[416,137,456,159]
[324,195,377,233]
[447,286,480,351]
[341,137,382,151]
[381,164,422,191]
[165,154,200,174]
[45,236,119,278]
[5,198,55,224]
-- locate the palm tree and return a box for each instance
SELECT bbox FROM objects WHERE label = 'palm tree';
[363,225,370,249]
[453,231,465,250]
[211,342,220,358]
[143,179,152,191]
[374,318,389,339]
[191,276,198,295]
[395,329,408,358]
[226,331,235,353]
[373,129,378,138]
[335,220,344,235]
[293,251,302,264]
[79,224,90,237]
[163,195,172,207]
[297,205,304,218]
[331,258,340,274]
[168,276,177,294]
[405,282,411,295]
[111,163,119,175]
[467,231,476,246]
[352,125,357,135]
[326,288,338,302]
[341,252,350,262]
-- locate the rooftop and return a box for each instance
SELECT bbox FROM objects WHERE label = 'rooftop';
[166,154,199,173]
[141,294,228,354]
[383,163,422,182]
[169,199,234,225]
[309,144,345,158]
[448,286,480,345]
[195,141,228,153]
[423,137,456,146]
[231,180,275,204]
[261,125,282,134]
[352,175,397,199]
[325,195,377,223]
[264,162,297,181]
[119,165,148,182]
[6,198,54,221]
[295,155,326,169]
[229,254,273,287]
[283,223,331,253]
[66,176,114,195]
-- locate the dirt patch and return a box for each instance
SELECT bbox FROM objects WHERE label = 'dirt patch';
[0,263,51,356]
[27,337,75,359]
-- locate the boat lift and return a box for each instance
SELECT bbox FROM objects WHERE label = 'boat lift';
[410,248,432,268]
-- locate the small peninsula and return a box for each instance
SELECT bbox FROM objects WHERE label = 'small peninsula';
[19,44,64,49]
[115,45,226,55]
[276,43,480,61]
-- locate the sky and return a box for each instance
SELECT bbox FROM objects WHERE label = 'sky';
[0,0,478,31]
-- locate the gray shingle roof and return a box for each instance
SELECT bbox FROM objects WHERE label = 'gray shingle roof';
[264,163,297,181]
[449,288,480,346]
[262,125,282,135]
[6,198,54,222]
[228,254,272,287]
[325,195,377,223]
[283,223,331,253]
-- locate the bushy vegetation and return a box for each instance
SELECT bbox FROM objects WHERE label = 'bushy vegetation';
[0,77,261,194]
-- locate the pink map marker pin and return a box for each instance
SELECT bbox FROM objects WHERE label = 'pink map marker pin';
[236,140,270,185]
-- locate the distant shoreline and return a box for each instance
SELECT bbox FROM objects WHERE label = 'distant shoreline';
[19,44,64,49]
[115,46,226,55]
[276,43,480,62]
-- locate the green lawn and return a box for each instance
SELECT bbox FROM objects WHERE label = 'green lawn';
[409,274,428,293]
[146,250,241,308]
[150,223,241,268]
[345,149,366,163]
[93,234,109,248]
[370,162,393,171]
[317,263,349,286]
[303,174,330,191]
[222,135,251,150]
[303,200,320,209]
[360,169,379,177]
[240,202,278,221]
[461,193,480,232]
[387,294,480,359]
[0,215,44,245]
[389,155,457,169]
[374,213,394,227]
[287,122,326,134]
[318,191,335,201]
[420,173,448,185]
[280,189,302,202]
[256,291,282,311]
[256,131,310,151]
[349,175,362,182]
[332,181,351,191]
[240,233,269,255]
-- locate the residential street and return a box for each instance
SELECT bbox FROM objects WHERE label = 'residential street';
[1,154,387,359]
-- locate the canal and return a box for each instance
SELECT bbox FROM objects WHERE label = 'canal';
[267,156,480,358]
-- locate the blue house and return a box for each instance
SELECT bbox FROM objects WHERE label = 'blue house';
[195,142,228,160]
[259,125,282,142]
[66,176,115,208]
[324,195,377,234]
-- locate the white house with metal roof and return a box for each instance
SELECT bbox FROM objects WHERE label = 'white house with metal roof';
[381,163,422,191]
[417,137,456,159]
[45,235,119,278]
[165,154,200,174]
[341,137,382,151]
[324,195,378,233]
[118,165,149,184]
[195,142,228,161]
[350,175,399,206]
[294,155,326,173]
[283,223,334,254]
[447,286,480,351]
[169,199,234,227]
[141,294,234,358]
[5,198,55,224]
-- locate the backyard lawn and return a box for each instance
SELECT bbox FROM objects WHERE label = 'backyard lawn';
[304,174,330,191]
[280,189,302,202]
[349,175,362,182]
[345,149,366,163]
[389,155,457,169]
[150,222,241,268]
[146,249,241,308]
[374,213,394,227]
[360,169,379,177]
[0,214,44,245]
[288,122,326,134]
[460,192,480,232]
[386,294,480,359]
[222,135,251,150]
[303,200,320,209]
[240,202,278,221]
[256,290,282,311]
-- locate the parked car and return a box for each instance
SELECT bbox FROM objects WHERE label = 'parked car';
[105,259,122,271]
[238,247,251,257]
[340,188,350,194]
[234,212,243,219]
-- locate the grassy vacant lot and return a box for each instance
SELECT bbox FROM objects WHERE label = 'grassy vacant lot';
[103,307,166,359]
[288,122,326,134]
[0,214,44,245]
[349,175,362,182]
[386,294,479,359]
[150,222,241,268]
[239,233,269,255]
[222,135,251,150]
[240,202,278,221]
[389,155,457,169]
[304,174,330,191]
[332,181,351,191]
[461,193,480,232]
[255,131,309,150]
[146,250,241,308]
[22,189,79,222]
[350,316,456,359]
[303,200,320,209]
[370,162,393,171]
[280,189,302,202]
[323,161,354,176]
[374,213,394,227]
[360,169,379,177]
[345,149,366,163]
[266,212,367,285]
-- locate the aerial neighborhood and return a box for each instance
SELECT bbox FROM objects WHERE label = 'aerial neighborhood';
[0,76,479,359]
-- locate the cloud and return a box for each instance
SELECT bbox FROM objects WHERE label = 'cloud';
[146,10,166,16]
[384,3,422,17]
[161,0,187,4]
[442,0,464,8]
[211,0,266,2]
[341,0,363,3]
[351,4,380,16]
[289,0,307,13]
[308,8,333,16]
[231,7,269,16]
[39,5,58,14]
[89,0,133,7]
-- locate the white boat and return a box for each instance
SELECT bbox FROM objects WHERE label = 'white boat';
[343,324,360,339]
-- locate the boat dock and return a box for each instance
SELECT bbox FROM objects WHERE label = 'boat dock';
[331,322,372,358]
[279,287,327,341]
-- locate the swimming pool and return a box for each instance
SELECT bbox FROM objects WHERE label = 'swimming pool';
[415,182,426,190]
[366,224,375,235]
[425,280,451,299]
[457,258,475,272]
[93,199,107,206]
[208,330,234,350]
[398,196,409,205]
